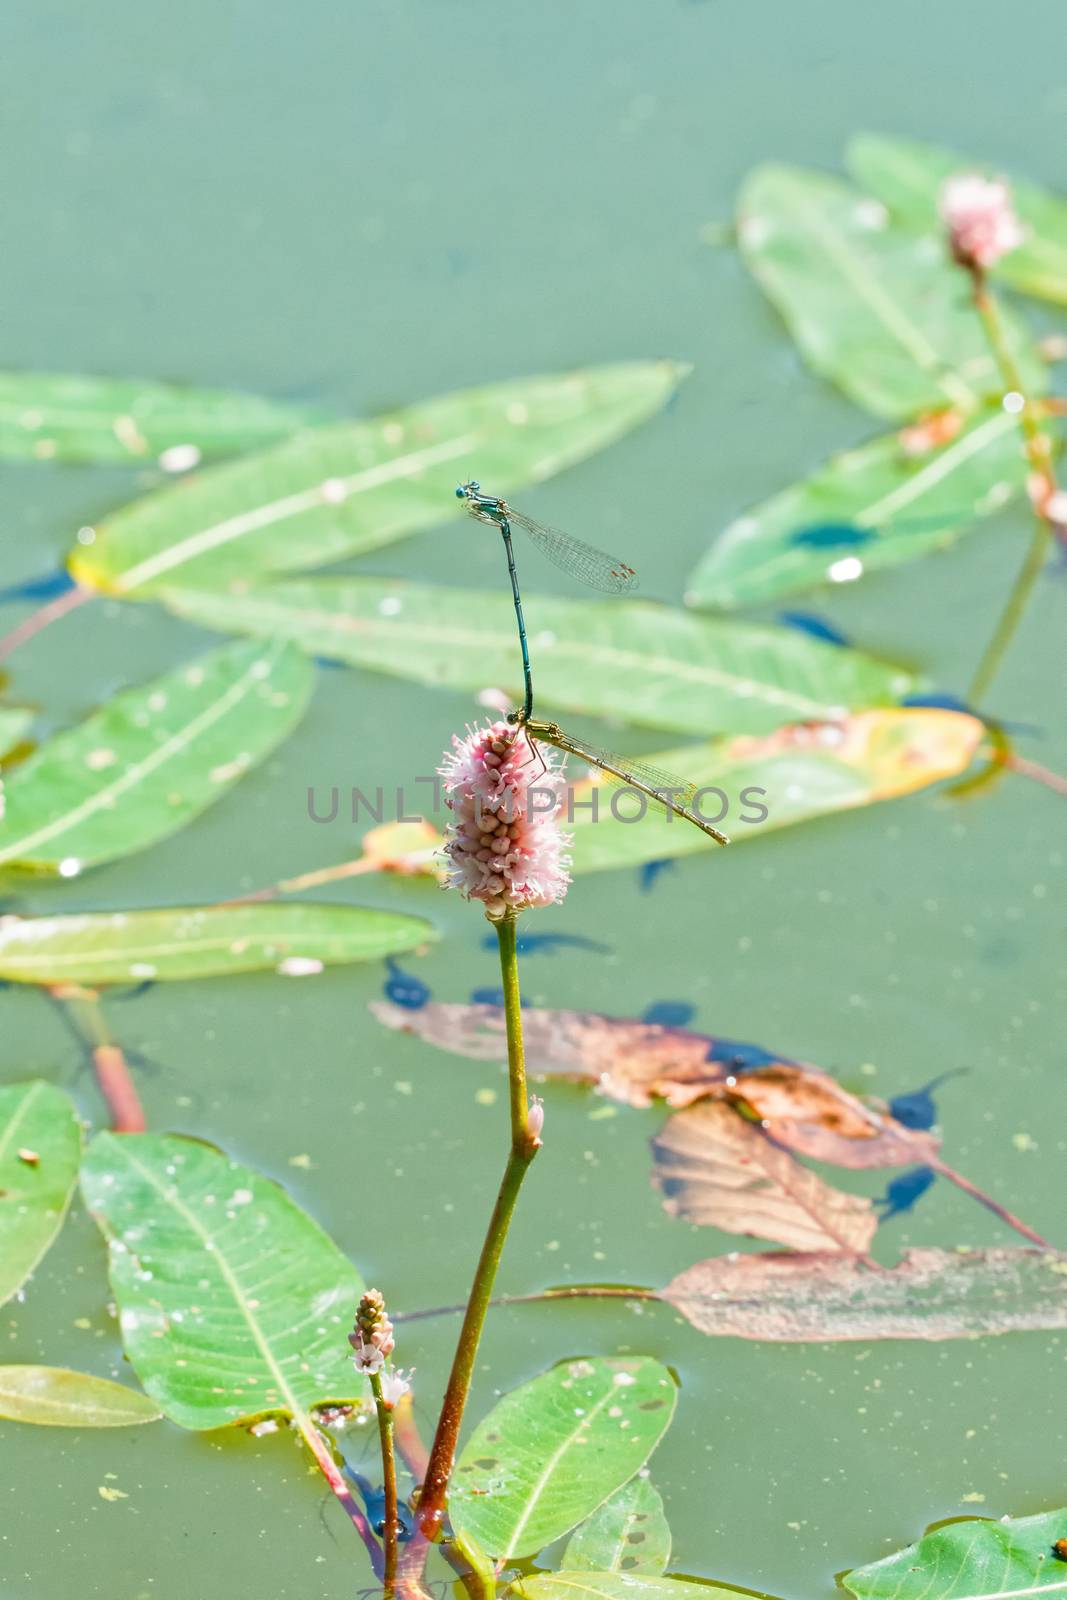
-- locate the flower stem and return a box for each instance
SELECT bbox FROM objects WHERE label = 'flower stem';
[0,583,93,664]
[967,268,1060,704]
[415,912,539,1541]
[370,1373,400,1594]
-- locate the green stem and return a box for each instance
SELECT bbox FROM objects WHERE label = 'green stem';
[415,912,539,1540]
[967,270,1059,704]
[370,1372,400,1595]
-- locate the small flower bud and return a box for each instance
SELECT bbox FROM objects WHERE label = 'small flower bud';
[940,173,1026,271]
[350,1287,395,1371]
[528,1095,545,1145]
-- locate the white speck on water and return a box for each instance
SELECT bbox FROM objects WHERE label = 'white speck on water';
[76,526,96,546]
[159,443,202,473]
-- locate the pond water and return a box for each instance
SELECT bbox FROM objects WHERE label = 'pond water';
[1,3,1064,1598]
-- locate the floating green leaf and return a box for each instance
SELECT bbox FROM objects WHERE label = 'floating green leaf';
[0,1366,161,1427]
[563,1478,672,1576]
[513,1575,739,1600]
[0,1082,81,1307]
[68,363,687,596]
[737,165,1045,419]
[81,1132,365,1430]
[843,1507,1067,1600]
[568,709,984,874]
[848,133,1067,307]
[451,1356,677,1561]
[0,372,319,465]
[161,579,914,737]
[0,902,436,985]
[687,406,1025,608]
[0,637,311,875]
[663,1247,1067,1342]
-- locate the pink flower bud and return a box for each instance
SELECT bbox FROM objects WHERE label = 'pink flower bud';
[940,173,1026,270]
[528,1095,545,1144]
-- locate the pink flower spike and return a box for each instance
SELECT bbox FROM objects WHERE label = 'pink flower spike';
[940,172,1026,270]
[527,1095,545,1145]
[439,720,571,922]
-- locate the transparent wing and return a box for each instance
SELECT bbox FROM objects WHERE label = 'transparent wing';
[509,508,638,594]
[553,732,699,808]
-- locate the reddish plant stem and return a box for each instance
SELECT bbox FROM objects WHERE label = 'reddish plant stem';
[1003,751,1067,798]
[92,1044,146,1133]
[0,584,94,663]
[392,1393,430,1481]
[49,985,147,1134]
[930,1157,1051,1247]
[298,1413,383,1573]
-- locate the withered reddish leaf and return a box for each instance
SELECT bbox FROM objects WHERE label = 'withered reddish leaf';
[370,1000,742,1106]
[729,1066,941,1168]
[651,1102,877,1254]
[662,1247,1067,1341]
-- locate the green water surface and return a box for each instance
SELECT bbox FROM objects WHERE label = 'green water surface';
[1,3,1064,1598]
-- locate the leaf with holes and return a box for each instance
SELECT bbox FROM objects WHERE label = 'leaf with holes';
[843,1506,1067,1599]
[738,164,1045,418]
[161,579,914,737]
[563,1477,672,1576]
[686,406,1026,608]
[568,709,983,874]
[651,1101,877,1254]
[0,902,436,985]
[80,1132,365,1430]
[450,1356,676,1561]
[0,1082,81,1307]
[662,1248,1067,1342]
[68,362,686,596]
[0,638,311,875]
[0,1366,162,1426]
[0,372,320,465]
[512,1576,740,1600]
[848,133,1067,307]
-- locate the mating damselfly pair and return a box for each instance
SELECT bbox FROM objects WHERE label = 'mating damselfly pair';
[455,480,729,847]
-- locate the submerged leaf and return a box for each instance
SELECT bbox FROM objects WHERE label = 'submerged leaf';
[0,1082,81,1307]
[514,1575,739,1600]
[0,903,436,985]
[162,579,915,737]
[651,1102,877,1254]
[848,132,1067,307]
[81,1132,365,1429]
[68,362,686,595]
[687,407,1026,608]
[664,1248,1067,1341]
[563,1477,672,1576]
[738,164,1045,418]
[843,1506,1067,1598]
[0,638,311,875]
[568,709,984,874]
[451,1356,676,1561]
[0,1366,161,1426]
[0,372,318,465]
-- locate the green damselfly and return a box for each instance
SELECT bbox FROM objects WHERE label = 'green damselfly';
[456,480,637,721]
[514,712,730,847]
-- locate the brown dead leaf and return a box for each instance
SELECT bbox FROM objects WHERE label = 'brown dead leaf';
[661,1246,1067,1341]
[651,1102,877,1255]
[728,1065,941,1168]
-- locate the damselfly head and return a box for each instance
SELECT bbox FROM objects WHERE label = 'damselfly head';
[455,480,481,500]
